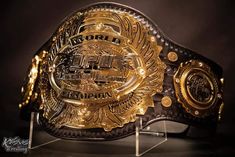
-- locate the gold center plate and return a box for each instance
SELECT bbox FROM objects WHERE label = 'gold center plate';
[39,8,166,131]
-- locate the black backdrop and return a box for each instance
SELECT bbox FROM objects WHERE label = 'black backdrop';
[1,0,235,156]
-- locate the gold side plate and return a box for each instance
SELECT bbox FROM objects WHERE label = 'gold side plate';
[173,60,222,117]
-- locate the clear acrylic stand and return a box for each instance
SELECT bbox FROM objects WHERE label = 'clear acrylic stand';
[28,112,61,150]
[135,116,167,156]
[28,112,167,156]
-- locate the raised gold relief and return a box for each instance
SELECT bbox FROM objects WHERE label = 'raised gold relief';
[174,60,221,117]
[161,96,172,108]
[38,9,166,131]
[167,51,178,62]
[19,51,47,108]
[218,102,224,121]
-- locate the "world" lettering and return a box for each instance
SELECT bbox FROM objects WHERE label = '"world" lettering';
[70,34,121,46]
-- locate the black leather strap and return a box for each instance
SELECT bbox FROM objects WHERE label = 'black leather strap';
[19,2,223,141]
[35,38,221,140]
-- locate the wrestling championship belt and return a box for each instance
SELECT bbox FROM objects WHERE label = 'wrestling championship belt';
[19,2,224,140]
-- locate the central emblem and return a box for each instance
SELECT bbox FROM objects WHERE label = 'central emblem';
[39,9,166,131]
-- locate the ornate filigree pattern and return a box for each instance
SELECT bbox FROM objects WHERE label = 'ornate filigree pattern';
[38,8,166,131]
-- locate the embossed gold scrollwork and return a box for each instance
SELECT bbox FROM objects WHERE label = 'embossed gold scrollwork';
[39,9,166,131]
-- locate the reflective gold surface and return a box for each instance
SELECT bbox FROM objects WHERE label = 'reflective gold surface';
[19,51,47,108]
[218,102,224,121]
[161,96,172,108]
[173,60,222,117]
[167,51,178,62]
[35,9,166,131]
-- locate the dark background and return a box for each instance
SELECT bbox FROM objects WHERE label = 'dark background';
[1,0,235,156]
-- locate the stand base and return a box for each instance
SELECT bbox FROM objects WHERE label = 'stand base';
[28,112,167,156]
